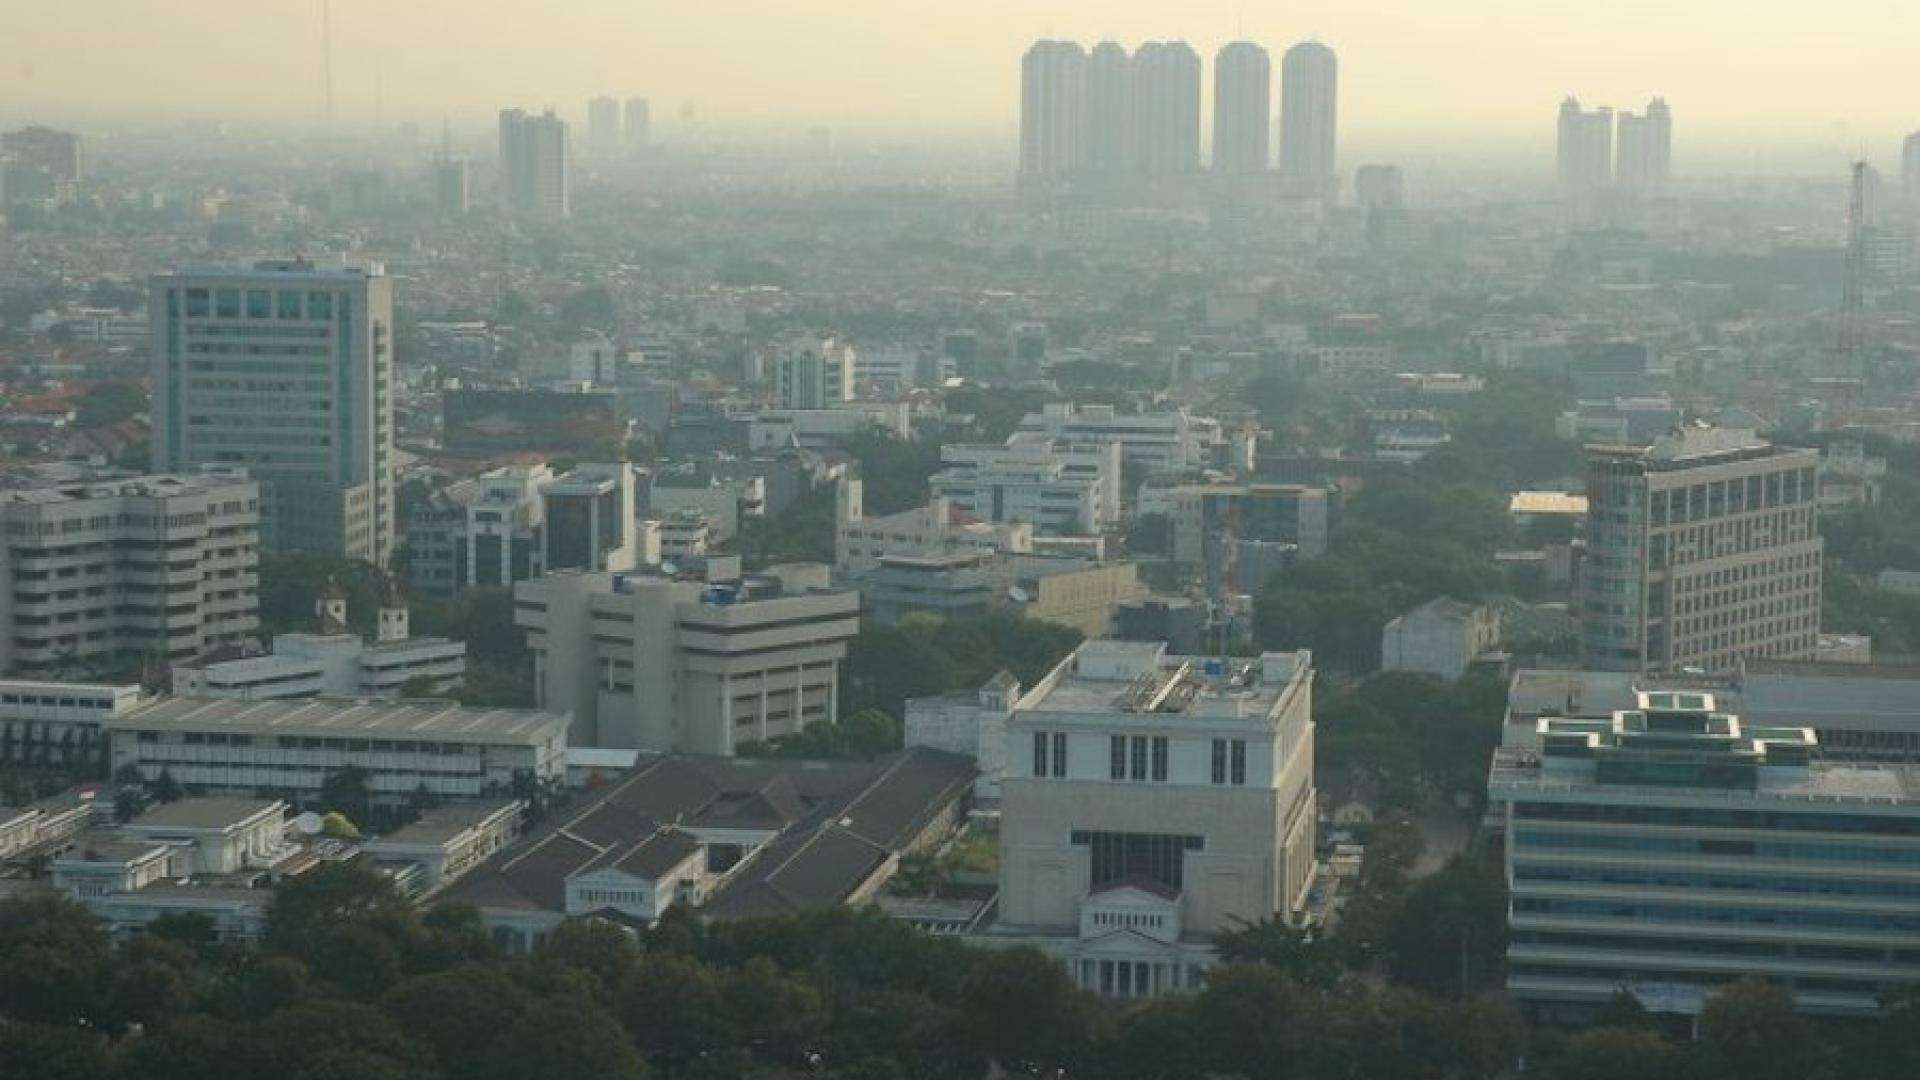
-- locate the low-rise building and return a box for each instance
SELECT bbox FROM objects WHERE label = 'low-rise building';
[906,672,1020,803]
[405,461,641,598]
[1380,597,1502,679]
[834,477,1031,576]
[361,799,526,895]
[439,749,975,950]
[0,679,145,771]
[108,697,569,805]
[516,564,859,753]
[1491,690,1920,1019]
[1013,402,1224,474]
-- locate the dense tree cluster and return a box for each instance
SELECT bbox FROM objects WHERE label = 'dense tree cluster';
[1809,433,1920,654]
[3,868,1913,1080]
[842,610,1083,722]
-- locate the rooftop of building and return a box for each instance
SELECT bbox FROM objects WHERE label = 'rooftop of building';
[1020,641,1311,724]
[366,800,524,848]
[440,748,975,919]
[1509,491,1589,516]
[158,255,385,280]
[1388,596,1490,627]
[114,696,568,745]
[128,797,285,832]
[0,463,254,503]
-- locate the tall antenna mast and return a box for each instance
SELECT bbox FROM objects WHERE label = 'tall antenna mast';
[1838,160,1868,390]
[322,0,335,131]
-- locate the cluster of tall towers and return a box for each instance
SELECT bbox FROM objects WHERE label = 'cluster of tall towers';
[1020,39,1339,199]
[1556,97,1672,195]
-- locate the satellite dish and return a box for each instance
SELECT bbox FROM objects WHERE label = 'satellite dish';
[1007,586,1030,604]
[292,812,324,836]
[660,561,679,576]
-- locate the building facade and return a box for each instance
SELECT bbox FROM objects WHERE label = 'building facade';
[1212,42,1271,175]
[108,697,568,805]
[1014,402,1223,475]
[1615,98,1672,190]
[931,440,1120,536]
[1019,40,1088,192]
[1557,98,1614,195]
[1277,41,1338,198]
[771,336,855,410]
[515,564,860,754]
[0,465,259,677]
[1491,690,1920,1019]
[991,642,1318,997]
[498,108,570,220]
[1580,427,1822,674]
[1380,597,1501,679]
[149,257,395,566]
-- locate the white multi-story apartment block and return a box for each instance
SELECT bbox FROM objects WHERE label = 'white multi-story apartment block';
[0,464,260,677]
[514,564,860,754]
[834,476,1033,576]
[173,602,467,702]
[149,256,395,566]
[931,439,1120,536]
[990,642,1318,997]
[108,697,569,805]
[772,336,855,410]
[1013,402,1222,474]
[1581,427,1822,674]
[498,109,570,221]
[1491,689,1920,1019]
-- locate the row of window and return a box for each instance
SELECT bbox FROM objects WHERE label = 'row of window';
[179,287,341,322]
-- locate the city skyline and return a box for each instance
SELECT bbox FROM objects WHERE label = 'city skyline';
[5,0,1919,151]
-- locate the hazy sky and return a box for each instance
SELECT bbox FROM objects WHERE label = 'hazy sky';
[4,0,1916,148]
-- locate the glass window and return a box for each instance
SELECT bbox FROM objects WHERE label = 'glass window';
[1051,732,1067,778]
[308,291,333,320]
[185,288,210,317]
[1110,736,1127,781]
[1211,739,1227,784]
[276,290,302,319]
[1033,731,1048,777]
[215,288,241,318]
[1151,737,1168,781]
[1230,740,1247,785]
[246,289,272,318]
[1130,735,1147,781]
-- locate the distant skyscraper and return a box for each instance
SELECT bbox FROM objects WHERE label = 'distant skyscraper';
[1083,41,1134,184]
[1904,130,1920,208]
[624,98,652,147]
[150,257,396,567]
[1354,164,1405,210]
[431,157,469,216]
[0,125,82,205]
[1131,41,1201,177]
[498,108,570,220]
[587,96,620,148]
[1019,40,1088,191]
[1212,42,1271,175]
[1615,98,1672,190]
[1557,97,1614,194]
[1277,42,1338,198]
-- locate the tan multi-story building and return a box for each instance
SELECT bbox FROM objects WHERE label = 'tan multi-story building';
[515,563,860,754]
[149,257,396,567]
[0,465,259,677]
[1581,427,1822,674]
[989,642,1317,998]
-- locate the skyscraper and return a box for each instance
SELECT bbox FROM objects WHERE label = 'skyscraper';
[1131,41,1201,178]
[1083,42,1134,185]
[1904,130,1920,208]
[1615,98,1672,190]
[1579,426,1822,674]
[1556,97,1614,194]
[587,96,620,149]
[624,98,652,148]
[498,108,570,221]
[0,125,82,205]
[1353,164,1405,210]
[1277,41,1338,197]
[1019,40,1088,191]
[149,257,396,568]
[1212,42,1271,175]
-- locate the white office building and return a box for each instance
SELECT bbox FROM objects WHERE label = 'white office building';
[1014,402,1222,475]
[834,476,1032,576]
[172,593,467,703]
[931,439,1120,536]
[0,464,260,676]
[772,336,856,410]
[0,679,145,771]
[988,642,1318,997]
[515,564,860,754]
[1492,690,1920,1019]
[406,462,641,598]
[149,256,395,566]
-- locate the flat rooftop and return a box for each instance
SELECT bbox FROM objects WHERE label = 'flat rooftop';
[1490,747,1920,805]
[114,697,567,745]
[0,465,253,503]
[1021,642,1310,723]
[129,797,283,831]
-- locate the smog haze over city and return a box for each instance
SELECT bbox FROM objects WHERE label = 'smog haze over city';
[2,2,1920,1078]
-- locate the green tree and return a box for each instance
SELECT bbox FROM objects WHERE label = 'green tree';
[1697,978,1818,1080]
[0,1023,114,1080]
[1541,1027,1682,1080]
[0,895,112,1026]
[483,998,649,1080]
[265,862,411,948]
[955,947,1094,1075]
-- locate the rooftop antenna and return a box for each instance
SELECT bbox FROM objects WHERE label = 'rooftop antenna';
[321,0,335,131]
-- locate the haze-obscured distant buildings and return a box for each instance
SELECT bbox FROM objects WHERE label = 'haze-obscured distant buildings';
[1277,41,1338,198]
[498,108,570,220]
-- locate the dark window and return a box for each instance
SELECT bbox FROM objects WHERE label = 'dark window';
[1230,740,1247,785]
[1151,736,1168,781]
[1078,830,1204,892]
[1211,739,1227,784]
[1110,735,1126,781]
[1051,732,1067,778]
[1130,736,1147,781]
[1033,732,1048,777]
